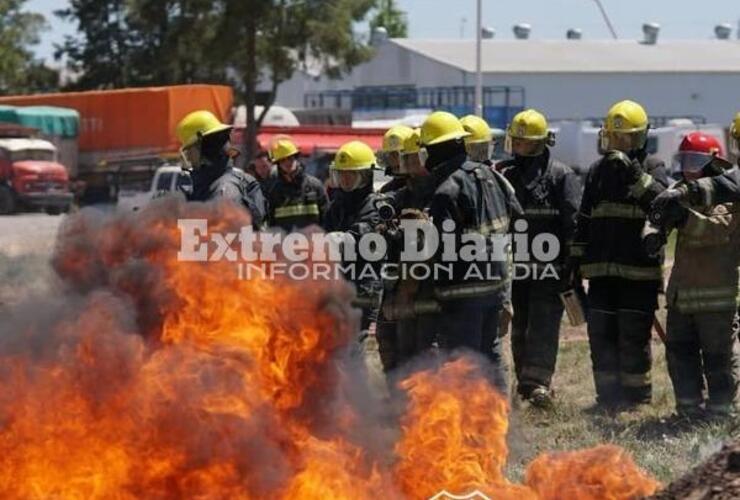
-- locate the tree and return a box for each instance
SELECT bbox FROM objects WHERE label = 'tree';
[57,0,382,159]
[218,0,378,159]
[0,0,58,94]
[55,0,136,89]
[369,0,408,38]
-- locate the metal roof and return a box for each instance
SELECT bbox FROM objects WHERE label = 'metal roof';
[0,138,56,152]
[390,39,740,74]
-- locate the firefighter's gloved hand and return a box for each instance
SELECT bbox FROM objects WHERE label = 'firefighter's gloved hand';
[643,231,667,258]
[624,158,646,186]
[650,187,689,229]
[605,150,643,186]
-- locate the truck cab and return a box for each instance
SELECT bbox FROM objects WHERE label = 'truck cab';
[117,165,190,212]
[0,138,73,215]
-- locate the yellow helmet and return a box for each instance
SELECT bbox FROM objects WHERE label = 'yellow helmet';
[604,100,648,133]
[460,115,492,144]
[382,125,414,152]
[731,112,740,139]
[401,128,422,155]
[332,140,376,171]
[269,138,300,162]
[176,110,232,148]
[420,111,470,146]
[507,109,548,140]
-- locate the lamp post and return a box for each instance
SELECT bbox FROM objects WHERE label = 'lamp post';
[474,0,483,116]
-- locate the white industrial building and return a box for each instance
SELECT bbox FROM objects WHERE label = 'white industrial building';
[274,27,740,125]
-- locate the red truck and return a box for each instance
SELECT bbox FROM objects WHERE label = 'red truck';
[0,137,73,214]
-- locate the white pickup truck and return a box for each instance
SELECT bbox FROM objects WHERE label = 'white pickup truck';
[117,165,191,211]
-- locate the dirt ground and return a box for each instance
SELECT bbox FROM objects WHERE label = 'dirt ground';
[651,441,740,499]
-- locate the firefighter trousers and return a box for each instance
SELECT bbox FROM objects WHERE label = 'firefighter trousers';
[586,278,658,406]
[511,279,564,397]
[437,295,508,395]
[665,308,739,415]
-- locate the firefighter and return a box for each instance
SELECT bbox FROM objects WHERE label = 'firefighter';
[246,150,273,185]
[497,109,581,407]
[653,113,740,223]
[460,114,496,165]
[647,132,740,418]
[265,138,328,231]
[459,113,519,368]
[324,140,386,396]
[376,128,440,375]
[176,110,267,226]
[572,100,667,409]
[421,111,521,394]
[378,125,414,193]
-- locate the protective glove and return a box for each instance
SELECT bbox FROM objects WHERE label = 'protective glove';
[649,187,690,229]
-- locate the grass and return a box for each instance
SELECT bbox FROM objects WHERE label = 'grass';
[503,337,740,485]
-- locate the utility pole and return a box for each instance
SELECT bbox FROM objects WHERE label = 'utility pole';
[474,0,483,116]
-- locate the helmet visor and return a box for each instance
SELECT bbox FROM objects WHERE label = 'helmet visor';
[672,151,714,177]
[599,129,647,153]
[329,168,372,192]
[179,143,201,170]
[399,150,429,176]
[505,135,545,157]
[377,150,400,175]
[465,141,494,162]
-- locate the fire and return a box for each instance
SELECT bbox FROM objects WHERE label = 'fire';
[0,198,660,499]
[394,358,536,499]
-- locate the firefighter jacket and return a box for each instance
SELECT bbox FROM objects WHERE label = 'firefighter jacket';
[691,166,740,206]
[666,201,740,314]
[499,148,581,278]
[264,165,328,231]
[429,153,522,301]
[572,152,666,282]
[325,184,383,311]
[189,157,267,227]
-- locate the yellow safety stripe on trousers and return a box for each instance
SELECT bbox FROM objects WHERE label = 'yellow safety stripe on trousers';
[274,203,320,219]
[675,285,740,312]
[581,262,662,281]
[521,365,554,383]
[524,207,560,217]
[464,216,510,236]
[676,397,703,407]
[352,296,379,308]
[591,202,646,219]
[620,371,651,388]
[678,286,739,300]
[593,370,619,384]
[706,402,735,414]
[435,280,508,300]
[628,172,654,199]
[675,297,740,313]
[569,243,585,257]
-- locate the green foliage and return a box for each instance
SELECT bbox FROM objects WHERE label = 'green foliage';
[56,0,379,95]
[369,0,408,38]
[0,0,58,94]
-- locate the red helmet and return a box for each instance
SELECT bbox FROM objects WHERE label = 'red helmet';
[674,132,725,179]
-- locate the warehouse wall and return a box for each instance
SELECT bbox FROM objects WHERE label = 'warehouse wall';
[272,40,740,125]
[483,72,740,124]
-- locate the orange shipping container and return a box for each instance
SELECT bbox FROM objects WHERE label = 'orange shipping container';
[0,84,233,153]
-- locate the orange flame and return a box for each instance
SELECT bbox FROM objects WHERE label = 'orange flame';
[0,199,661,499]
[394,358,536,499]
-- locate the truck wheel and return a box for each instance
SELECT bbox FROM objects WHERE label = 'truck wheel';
[45,207,62,216]
[733,310,740,341]
[0,186,16,215]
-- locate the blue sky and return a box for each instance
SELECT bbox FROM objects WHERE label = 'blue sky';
[27,0,740,61]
